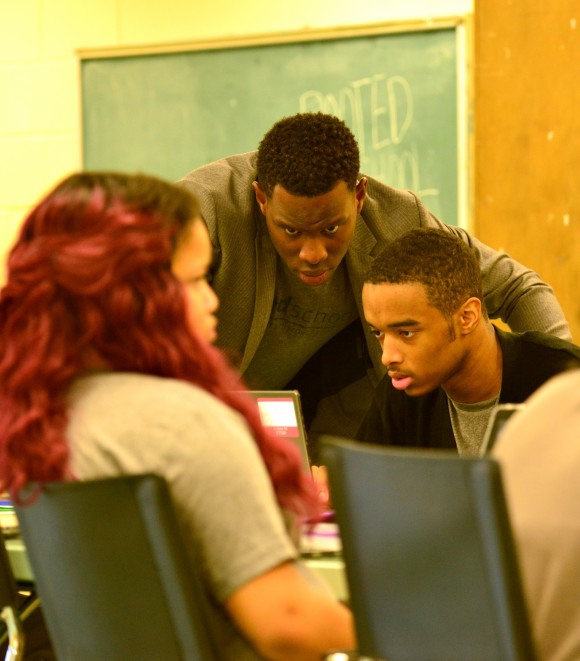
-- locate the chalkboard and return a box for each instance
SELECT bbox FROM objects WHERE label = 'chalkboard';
[81,21,469,226]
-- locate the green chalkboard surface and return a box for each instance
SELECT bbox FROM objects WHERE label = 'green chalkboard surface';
[81,24,466,225]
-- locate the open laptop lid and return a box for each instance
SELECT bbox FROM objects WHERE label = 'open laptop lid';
[247,390,310,473]
[480,403,525,455]
[248,392,343,555]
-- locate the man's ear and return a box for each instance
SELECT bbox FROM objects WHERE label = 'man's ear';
[355,177,367,213]
[458,297,482,335]
[252,181,268,215]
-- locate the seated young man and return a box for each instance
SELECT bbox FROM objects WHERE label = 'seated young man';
[356,228,580,455]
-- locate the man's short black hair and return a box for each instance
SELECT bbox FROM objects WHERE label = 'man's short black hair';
[366,228,486,320]
[256,112,360,197]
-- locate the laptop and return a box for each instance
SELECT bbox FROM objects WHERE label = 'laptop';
[247,390,341,555]
[479,403,525,455]
[247,390,311,473]
[0,495,19,538]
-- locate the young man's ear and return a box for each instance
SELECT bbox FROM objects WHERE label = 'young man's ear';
[355,177,368,213]
[459,297,482,335]
[252,181,268,215]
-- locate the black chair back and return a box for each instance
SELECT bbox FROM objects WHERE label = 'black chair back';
[15,475,218,661]
[322,438,536,661]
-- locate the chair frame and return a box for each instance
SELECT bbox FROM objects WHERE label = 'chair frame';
[0,533,43,661]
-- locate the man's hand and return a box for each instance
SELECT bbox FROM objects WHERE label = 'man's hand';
[311,465,331,508]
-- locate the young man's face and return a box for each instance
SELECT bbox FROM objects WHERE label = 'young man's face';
[362,281,466,397]
[253,178,366,286]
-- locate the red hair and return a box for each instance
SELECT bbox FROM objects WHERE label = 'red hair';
[0,172,317,516]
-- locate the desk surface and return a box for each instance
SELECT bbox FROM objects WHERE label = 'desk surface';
[5,537,33,583]
[6,537,348,602]
[302,554,348,602]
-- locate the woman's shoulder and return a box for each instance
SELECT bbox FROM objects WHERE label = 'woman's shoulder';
[71,370,215,402]
[67,372,263,481]
[69,371,249,438]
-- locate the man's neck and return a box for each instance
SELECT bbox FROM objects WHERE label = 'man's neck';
[444,322,502,404]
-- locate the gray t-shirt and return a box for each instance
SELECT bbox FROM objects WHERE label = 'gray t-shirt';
[243,260,358,389]
[66,371,311,660]
[448,393,500,456]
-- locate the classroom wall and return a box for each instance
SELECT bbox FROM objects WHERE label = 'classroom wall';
[2,1,577,340]
[474,0,579,341]
[0,0,471,281]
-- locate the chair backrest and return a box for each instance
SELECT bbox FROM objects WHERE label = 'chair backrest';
[322,438,536,661]
[14,474,218,661]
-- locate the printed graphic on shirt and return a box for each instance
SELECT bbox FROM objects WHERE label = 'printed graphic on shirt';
[243,262,358,388]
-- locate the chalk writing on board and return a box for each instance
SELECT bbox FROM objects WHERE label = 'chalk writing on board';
[298,73,439,202]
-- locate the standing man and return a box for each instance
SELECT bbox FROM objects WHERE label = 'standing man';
[357,228,580,455]
[178,112,571,458]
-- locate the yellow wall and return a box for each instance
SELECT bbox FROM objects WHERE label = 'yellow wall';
[0,0,471,277]
[474,0,579,340]
[2,1,577,338]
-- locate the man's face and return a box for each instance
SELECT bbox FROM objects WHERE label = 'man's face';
[253,178,366,286]
[363,281,466,397]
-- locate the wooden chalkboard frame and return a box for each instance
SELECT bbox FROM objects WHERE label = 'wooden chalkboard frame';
[78,16,473,228]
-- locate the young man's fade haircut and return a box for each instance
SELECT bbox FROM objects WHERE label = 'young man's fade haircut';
[256,112,360,198]
[365,228,487,322]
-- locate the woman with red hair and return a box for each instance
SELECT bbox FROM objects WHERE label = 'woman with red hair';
[0,172,354,661]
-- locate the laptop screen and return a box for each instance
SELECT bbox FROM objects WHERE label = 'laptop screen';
[479,403,525,455]
[247,391,342,555]
[247,390,310,473]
